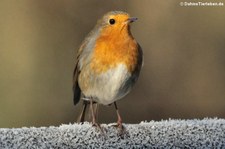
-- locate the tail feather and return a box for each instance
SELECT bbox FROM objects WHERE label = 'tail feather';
[73,82,81,105]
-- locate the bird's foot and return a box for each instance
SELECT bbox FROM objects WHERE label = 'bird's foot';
[112,122,125,135]
[92,122,104,134]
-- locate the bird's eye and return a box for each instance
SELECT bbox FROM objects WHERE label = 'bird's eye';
[109,19,115,25]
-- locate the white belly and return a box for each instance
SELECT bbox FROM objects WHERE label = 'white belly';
[84,64,132,105]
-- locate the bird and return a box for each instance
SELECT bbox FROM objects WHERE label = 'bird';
[73,11,143,130]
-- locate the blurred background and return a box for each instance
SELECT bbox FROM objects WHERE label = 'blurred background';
[0,0,225,128]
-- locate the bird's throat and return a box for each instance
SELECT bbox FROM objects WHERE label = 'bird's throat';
[90,28,138,74]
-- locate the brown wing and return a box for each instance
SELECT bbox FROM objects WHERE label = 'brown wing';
[133,43,143,79]
[73,54,81,105]
[73,23,101,105]
[73,42,87,105]
[137,43,143,72]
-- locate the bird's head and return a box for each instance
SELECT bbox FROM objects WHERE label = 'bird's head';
[97,11,137,37]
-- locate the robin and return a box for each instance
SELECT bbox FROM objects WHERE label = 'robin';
[73,11,143,129]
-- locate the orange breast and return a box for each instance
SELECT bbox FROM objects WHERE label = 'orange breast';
[90,28,138,74]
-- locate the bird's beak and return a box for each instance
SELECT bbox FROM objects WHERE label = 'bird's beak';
[127,17,138,23]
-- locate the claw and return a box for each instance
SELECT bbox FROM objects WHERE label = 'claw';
[92,122,101,129]
[111,122,126,135]
[92,122,107,137]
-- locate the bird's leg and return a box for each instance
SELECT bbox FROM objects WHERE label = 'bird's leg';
[77,101,88,123]
[90,99,101,128]
[94,103,99,122]
[114,102,124,130]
